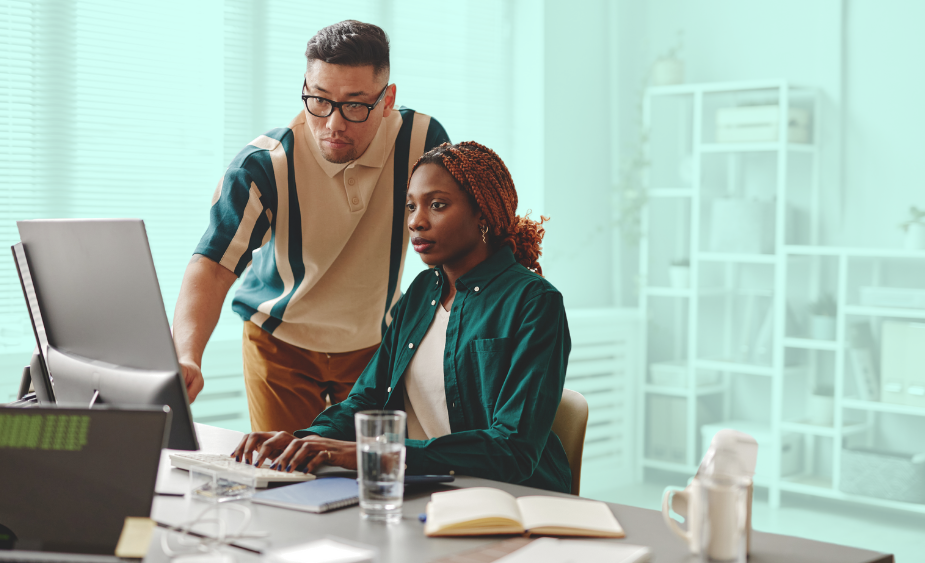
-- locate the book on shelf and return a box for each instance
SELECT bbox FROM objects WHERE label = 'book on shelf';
[423,487,625,538]
[848,321,879,401]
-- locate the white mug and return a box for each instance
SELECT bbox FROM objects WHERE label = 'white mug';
[662,475,752,561]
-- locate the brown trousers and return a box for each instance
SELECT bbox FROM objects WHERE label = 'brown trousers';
[241,321,379,434]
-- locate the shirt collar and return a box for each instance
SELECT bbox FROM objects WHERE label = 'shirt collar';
[297,109,403,179]
[450,246,518,294]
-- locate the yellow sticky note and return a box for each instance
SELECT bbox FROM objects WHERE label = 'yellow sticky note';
[114,517,156,559]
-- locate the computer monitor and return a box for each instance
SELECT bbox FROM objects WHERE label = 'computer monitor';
[15,218,199,450]
[11,242,55,404]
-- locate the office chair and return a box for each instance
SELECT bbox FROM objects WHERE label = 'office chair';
[551,388,589,496]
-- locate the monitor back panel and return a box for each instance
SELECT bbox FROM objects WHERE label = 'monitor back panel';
[16,219,179,372]
[12,243,55,404]
[0,407,169,555]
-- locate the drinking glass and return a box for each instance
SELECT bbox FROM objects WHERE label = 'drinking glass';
[697,474,750,563]
[355,410,406,522]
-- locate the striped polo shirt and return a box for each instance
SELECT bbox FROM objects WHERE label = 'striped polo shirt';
[195,107,449,353]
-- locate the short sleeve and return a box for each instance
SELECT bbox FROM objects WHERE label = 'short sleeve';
[194,167,273,276]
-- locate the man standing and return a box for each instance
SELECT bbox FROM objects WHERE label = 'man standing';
[172,20,449,433]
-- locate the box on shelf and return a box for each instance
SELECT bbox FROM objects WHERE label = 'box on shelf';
[715,104,811,144]
[840,448,925,504]
[700,420,802,481]
[650,360,721,388]
[881,321,925,408]
[647,396,720,464]
[859,286,925,309]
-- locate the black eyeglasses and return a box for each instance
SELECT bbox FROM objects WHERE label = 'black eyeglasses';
[301,79,389,123]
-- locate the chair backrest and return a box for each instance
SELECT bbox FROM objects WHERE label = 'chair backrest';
[551,388,589,495]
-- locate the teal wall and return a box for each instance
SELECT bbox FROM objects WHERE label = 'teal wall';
[541,0,616,308]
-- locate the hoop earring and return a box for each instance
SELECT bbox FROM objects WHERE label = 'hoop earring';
[480,225,488,244]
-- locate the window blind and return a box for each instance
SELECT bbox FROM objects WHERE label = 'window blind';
[0,0,38,353]
[0,0,514,399]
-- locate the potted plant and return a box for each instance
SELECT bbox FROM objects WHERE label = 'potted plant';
[614,31,685,246]
[669,258,690,289]
[649,30,684,87]
[809,293,837,341]
[900,206,925,250]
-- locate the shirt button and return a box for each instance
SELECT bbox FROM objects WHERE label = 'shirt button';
[387,386,392,393]
[348,178,356,185]
[449,470,455,476]
[474,287,480,292]
[409,343,414,349]
[431,300,436,305]
[452,402,455,408]
[351,196,359,205]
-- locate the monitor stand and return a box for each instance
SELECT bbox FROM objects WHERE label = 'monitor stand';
[17,364,32,400]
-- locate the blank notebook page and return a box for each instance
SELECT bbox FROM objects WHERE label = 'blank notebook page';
[429,487,523,528]
[517,496,623,534]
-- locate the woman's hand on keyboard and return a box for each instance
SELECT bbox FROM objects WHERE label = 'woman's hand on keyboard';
[271,436,358,474]
[232,432,358,473]
[231,431,296,467]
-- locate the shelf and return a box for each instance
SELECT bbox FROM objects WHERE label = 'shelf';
[646,80,813,97]
[641,458,698,474]
[645,384,726,397]
[843,305,925,319]
[784,245,925,258]
[782,337,839,351]
[646,287,772,298]
[645,287,693,297]
[842,398,925,417]
[697,252,777,264]
[779,478,925,514]
[649,188,694,198]
[694,359,775,377]
[780,420,867,438]
[700,142,815,154]
[780,474,833,493]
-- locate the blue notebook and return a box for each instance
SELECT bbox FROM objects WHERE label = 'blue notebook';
[251,477,359,513]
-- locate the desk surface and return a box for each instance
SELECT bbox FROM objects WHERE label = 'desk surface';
[148,423,893,563]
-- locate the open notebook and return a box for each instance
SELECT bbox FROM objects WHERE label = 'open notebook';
[424,488,625,538]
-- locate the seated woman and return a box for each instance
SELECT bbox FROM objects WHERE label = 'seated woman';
[232,141,572,493]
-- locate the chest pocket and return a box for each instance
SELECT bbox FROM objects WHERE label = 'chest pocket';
[465,337,513,409]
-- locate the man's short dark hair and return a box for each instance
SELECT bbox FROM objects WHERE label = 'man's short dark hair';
[305,20,390,77]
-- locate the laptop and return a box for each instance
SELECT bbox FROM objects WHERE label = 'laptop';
[0,406,170,562]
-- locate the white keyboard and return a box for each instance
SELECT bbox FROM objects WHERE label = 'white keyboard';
[169,452,316,488]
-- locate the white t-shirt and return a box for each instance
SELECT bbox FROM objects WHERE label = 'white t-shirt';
[403,304,452,440]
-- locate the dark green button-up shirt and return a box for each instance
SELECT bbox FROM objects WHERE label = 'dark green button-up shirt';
[296,247,572,493]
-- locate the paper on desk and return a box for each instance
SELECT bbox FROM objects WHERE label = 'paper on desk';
[114,517,156,558]
[266,538,375,563]
[493,538,651,563]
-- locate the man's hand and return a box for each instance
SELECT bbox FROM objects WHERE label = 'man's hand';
[230,431,357,474]
[180,361,204,403]
[172,254,237,406]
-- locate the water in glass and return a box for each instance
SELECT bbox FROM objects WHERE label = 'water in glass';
[355,411,406,522]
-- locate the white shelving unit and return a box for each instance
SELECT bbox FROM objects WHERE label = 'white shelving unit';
[636,80,925,515]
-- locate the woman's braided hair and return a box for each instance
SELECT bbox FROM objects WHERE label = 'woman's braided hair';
[410,141,549,276]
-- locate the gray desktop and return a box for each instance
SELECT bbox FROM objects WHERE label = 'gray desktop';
[14,219,198,450]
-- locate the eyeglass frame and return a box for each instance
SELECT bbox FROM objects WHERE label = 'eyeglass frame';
[301,79,390,123]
